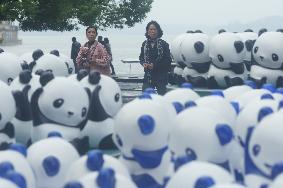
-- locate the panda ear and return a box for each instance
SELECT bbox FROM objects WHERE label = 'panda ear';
[32,49,44,61]
[234,41,244,53]
[76,69,89,81]
[245,40,254,52]
[0,48,4,53]
[39,71,54,86]
[88,71,101,85]
[215,124,233,146]
[50,49,60,57]
[194,41,204,53]
[257,107,273,122]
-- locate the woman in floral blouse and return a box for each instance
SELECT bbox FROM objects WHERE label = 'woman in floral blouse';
[76,26,111,76]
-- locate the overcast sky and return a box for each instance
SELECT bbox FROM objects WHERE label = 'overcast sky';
[144,0,283,26]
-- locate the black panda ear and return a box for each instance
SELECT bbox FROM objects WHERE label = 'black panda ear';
[19,70,32,84]
[194,41,204,53]
[50,49,60,57]
[277,29,283,33]
[194,30,203,33]
[21,61,30,70]
[0,48,4,53]
[245,40,254,52]
[39,71,54,86]
[32,49,44,61]
[77,69,89,81]
[88,70,101,85]
[218,29,226,34]
[244,29,253,32]
[258,28,267,37]
[234,41,244,53]
[35,69,44,76]
[186,30,194,33]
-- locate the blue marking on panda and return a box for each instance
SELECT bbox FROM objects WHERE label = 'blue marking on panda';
[9,143,27,157]
[275,88,283,94]
[194,176,215,188]
[260,94,274,100]
[173,149,197,171]
[143,88,157,94]
[181,83,193,89]
[278,100,283,110]
[3,171,27,188]
[138,93,152,100]
[42,156,60,177]
[96,168,116,188]
[131,146,168,169]
[64,181,83,188]
[86,150,104,171]
[230,101,240,114]
[138,115,155,135]
[215,124,233,146]
[210,90,224,97]
[271,162,283,179]
[132,173,164,188]
[262,83,276,93]
[215,160,230,172]
[47,131,63,138]
[257,107,273,123]
[244,80,257,89]
[0,162,14,176]
[184,101,197,109]
[260,184,268,188]
[172,102,184,114]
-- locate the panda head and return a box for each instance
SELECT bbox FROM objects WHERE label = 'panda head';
[252,31,283,69]
[249,111,283,177]
[38,76,89,127]
[165,161,233,188]
[209,32,245,69]
[236,32,257,61]
[27,136,79,188]
[169,107,233,167]
[0,81,16,129]
[171,33,188,64]
[180,33,210,67]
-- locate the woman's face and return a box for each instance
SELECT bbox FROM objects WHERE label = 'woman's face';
[86,28,97,42]
[148,24,158,39]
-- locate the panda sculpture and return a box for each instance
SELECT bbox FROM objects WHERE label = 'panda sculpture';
[250,31,283,88]
[0,52,23,85]
[0,80,18,149]
[64,168,137,188]
[10,70,41,145]
[210,183,246,188]
[169,106,234,172]
[80,71,123,149]
[0,176,26,188]
[208,32,247,88]
[65,149,130,182]
[180,32,211,87]
[269,174,283,188]
[245,110,283,188]
[166,161,234,188]
[30,71,90,154]
[27,134,80,188]
[113,98,173,188]
[236,30,258,71]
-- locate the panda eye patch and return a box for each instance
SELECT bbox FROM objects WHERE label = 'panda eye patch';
[114,93,120,102]
[217,54,224,62]
[81,107,87,117]
[53,98,64,108]
[252,144,261,156]
[272,53,279,61]
[254,46,258,54]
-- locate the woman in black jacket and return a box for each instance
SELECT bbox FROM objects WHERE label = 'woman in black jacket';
[139,20,172,95]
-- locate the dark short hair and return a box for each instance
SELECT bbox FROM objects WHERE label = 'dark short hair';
[72,37,76,42]
[86,26,98,34]
[145,20,163,39]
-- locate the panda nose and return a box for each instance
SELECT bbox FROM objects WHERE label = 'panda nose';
[260,56,264,60]
[68,111,74,116]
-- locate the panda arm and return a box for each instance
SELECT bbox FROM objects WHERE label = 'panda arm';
[0,122,15,138]
[230,62,245,74]
[12,85,32,121]
[30,88,44,126]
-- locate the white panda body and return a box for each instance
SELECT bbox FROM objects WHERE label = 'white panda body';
[250,65,282,86]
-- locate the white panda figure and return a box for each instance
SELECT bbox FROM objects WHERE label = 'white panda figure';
[19,51,33,65]
[166,161,234,188]
[60,54,75,75]
[222,80,256,101]
[30,71,90,154]
[244,110,283,188]
[27,134,80,188]
[0,80,17,149]
[208,32,247,89]
[113,98,173,188]
[32,54,69,76]
[250,31,283,88]
[9,70,41,145]
[0,144,36,188]
[236,30,258,71]
[65,149,130,182]
[170,33,187,85]
[80,71,122,149]
[0,176,26,188]
[0,52,23,85]
[64,168,137,188]
[210,183,247,188]
[180,32,211,87]
[169,106,234,172]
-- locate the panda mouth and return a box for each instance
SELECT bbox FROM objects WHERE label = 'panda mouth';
[67,111,74,117]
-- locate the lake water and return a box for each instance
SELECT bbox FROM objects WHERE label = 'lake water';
[1,31,176,75]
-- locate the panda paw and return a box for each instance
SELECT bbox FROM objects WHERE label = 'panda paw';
[70,136,90,156]
[207,76,219,89]
[249,77,267,88]
[225,76,244,87]
[276,77,283,88]
[187,76,207,88]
